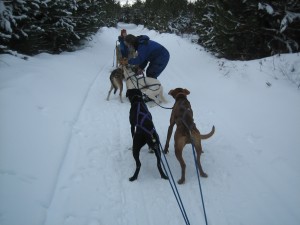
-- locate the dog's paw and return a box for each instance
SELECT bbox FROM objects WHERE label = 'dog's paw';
[177,178,185,185]
[163,149,169,154]
[161,174,168,180]
[200,172,208,178]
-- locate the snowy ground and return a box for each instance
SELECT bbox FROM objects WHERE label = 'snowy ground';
[0,23,300,225]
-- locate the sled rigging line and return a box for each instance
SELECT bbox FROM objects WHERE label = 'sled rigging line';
[134,103,190,224]
[191,138,208,225]
[156,141,191,225]
[151,100,174,110]
[126,73,161,92]
[126,70,173,110]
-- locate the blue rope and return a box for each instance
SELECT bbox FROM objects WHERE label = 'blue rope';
[191,139,208,225]
[157,141,191,225]
[136,99,190,225]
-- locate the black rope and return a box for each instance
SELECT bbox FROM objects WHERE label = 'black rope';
[149,99,174,110]
[124,66,173,110]
[126,74,161,92]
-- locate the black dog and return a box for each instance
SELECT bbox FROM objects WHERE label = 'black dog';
[126,89,168,181]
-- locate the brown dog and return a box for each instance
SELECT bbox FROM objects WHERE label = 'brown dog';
[106,68,124,103]
[164,88,215,184]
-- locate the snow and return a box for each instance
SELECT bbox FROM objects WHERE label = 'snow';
[258,3,274,15]
[1,23,300,225]
[280,11,300,33]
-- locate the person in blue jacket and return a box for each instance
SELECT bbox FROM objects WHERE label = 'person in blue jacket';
[118,29,128,58]
[124,34,170,79]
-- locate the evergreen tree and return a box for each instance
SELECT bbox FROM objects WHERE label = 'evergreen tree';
[0,0,80,54]
[193,0,215,46]
[33,0,79,53]
[142,0,170,32]
[131,0,145,25]
[258,0,300,55]
[194,0,300,59]
[0,0,121,55]
[1,0,298,59]
[209,0,264,59]
[0,0,48,54]
[74,0,120,40]
[166,0,188,17]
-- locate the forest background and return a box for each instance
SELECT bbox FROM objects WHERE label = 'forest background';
[0,0,299,60]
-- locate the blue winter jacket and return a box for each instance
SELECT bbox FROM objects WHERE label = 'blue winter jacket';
[128,35,169,78]
[118,36,128,58]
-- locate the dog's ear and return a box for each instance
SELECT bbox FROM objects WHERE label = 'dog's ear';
[183,89,190,95]
[168,89,174,96]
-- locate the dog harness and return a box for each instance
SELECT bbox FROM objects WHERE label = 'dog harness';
[178,100,195,132]
[126,73,161,91]
[135,102,157,142]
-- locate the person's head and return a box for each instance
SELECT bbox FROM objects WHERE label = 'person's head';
[124,34,137,48]
[121,29,127,37]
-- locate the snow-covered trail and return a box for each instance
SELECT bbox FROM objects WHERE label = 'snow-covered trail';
[43,25,300,225]
[1,23,299,225]
[42,26,213,225]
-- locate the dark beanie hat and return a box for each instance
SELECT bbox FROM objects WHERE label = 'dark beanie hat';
[124,34,137,46]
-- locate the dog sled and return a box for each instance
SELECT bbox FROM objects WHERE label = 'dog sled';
[107,61,166,105]
[121,63,166,104]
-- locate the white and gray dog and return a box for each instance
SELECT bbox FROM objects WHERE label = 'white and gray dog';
[106,67,125,103]
[121,65,166,104]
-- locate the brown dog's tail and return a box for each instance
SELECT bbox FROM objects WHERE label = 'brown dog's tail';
[200,125,215,139]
